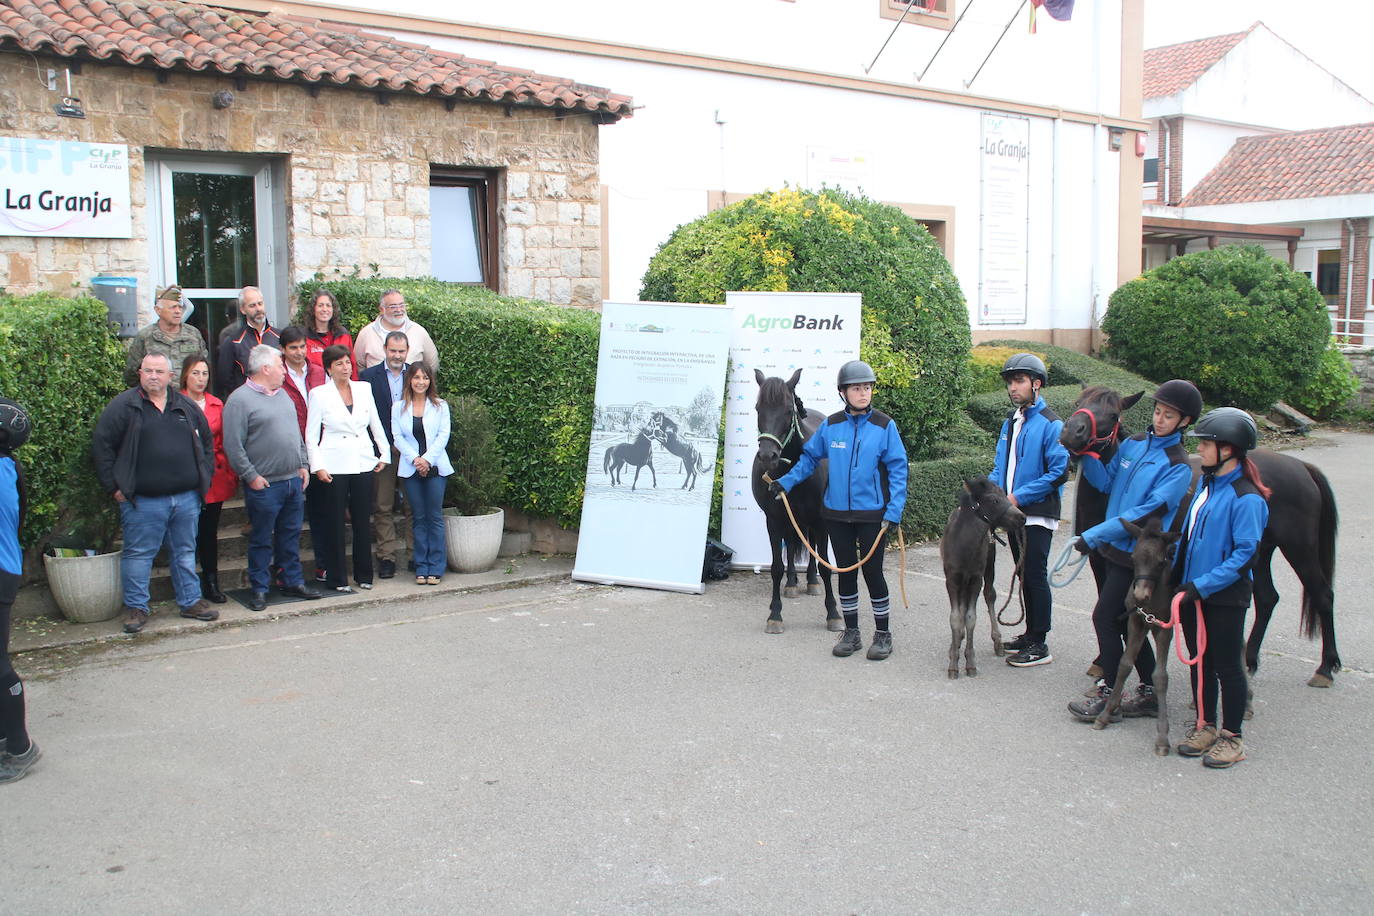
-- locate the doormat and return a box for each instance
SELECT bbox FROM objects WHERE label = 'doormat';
[225,587,334,612]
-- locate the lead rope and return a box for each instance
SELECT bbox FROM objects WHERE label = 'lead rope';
[1140,592,1209,731]
[995,525,1027,627]
[762,472,908,608]
[1049,538,1089,588]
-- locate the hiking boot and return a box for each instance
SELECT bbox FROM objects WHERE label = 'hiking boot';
[179,599,219,622]
[867,631,893,660]
[1202,730,1245,768]
[1083,677,1107,697]
[1007,643,1052,668]
[1176,723,1219,757]
[1121,684,1159,718]
[1068,685,1121,723]
[833,628,863,657]
[0,740,41,784]
[122,606,150,634]
[1002,634,1031,653]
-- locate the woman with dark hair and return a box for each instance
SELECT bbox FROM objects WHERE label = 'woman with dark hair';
[0,398,36,783]
[305,344,388,592]
[181,355,238,603]
[297,288,357,380]
[1173,407,1271,768]
[392,362,452,585]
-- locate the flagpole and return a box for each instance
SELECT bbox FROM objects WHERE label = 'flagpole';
[963,0,1029,89]
[916,0,977,82]
[863,0,921,74]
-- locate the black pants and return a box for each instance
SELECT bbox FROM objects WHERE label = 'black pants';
[196,501,222,578]
[1181,599,1248,735]
[825,519,889,605]
[1009,525,1053,643]
[0,570,29,753]
[320,472,375,588]
[304,477,331,576]
[1091,560,1155,689]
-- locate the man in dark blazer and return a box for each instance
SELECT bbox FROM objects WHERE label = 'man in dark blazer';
[358,331,410,578]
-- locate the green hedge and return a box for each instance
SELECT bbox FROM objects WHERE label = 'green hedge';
[0,293,125,566]
[298,279,598,527]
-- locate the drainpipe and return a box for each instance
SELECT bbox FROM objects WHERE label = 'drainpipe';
[1160,120,1170,205]
[1345,219,1355,337]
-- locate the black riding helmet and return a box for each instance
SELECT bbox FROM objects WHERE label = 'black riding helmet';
[1152,379,1202,427]
[1188,407,1258,452]
[0,397,31,452]
[1000,352,1048,387]
[836,360,877,389]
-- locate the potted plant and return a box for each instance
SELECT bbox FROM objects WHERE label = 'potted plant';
[41,477,123,624]
[443,395,509,573]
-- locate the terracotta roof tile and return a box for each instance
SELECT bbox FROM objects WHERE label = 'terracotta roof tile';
[1180,123,1374,206]
[0,0,634,119]
[1143,27,1251,100]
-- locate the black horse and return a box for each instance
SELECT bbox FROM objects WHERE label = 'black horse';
[1062,386,1341,688]
[661,429,710,490]
[751,369,839,634]
[939,476,1024,678]
[603,428,657,490]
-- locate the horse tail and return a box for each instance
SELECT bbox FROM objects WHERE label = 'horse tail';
[1303,461,1339,640]
[695,448,709,474]
[603,446,613,474]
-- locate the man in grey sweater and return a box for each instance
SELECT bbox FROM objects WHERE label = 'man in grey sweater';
[223,344,321,611]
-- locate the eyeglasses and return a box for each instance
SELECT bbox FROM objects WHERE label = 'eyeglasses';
[384,301,407,309]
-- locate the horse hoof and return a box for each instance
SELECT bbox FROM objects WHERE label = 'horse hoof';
[993,644,1006,658]
[1243,705,1254,721]
[806,583,822,596]
[1086,663,1105,678]
[1155,745,1170,757]
[947,670,959,680]
[826,618,844,632]
[1307,673,1334,688]
[764,620,783,635]
[783,585,799,599]
[1091,721,1107,731]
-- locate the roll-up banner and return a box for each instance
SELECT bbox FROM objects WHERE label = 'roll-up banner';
[721,291,861,568]
[573,301,734,594]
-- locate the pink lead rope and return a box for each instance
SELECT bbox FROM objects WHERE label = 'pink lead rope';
[1146,592,1209,731]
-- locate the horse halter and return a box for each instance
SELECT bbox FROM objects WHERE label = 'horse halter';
[1069,407,1119,459]
[967,495,1008,530]
[757,405,805,465]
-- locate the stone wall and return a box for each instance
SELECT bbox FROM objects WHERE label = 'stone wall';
[0,54,604,318]
[1343,345,1374,406]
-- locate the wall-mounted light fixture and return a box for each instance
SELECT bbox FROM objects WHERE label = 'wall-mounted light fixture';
[52,68,84,118]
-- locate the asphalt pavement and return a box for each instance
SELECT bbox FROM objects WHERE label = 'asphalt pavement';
[4,431,1372,914]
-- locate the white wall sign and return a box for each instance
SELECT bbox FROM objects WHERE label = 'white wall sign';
[805,147,874,194]
[0,137,132,238]
[573,301,734,594]
[721,291,861,568]
[978,113,1030,324]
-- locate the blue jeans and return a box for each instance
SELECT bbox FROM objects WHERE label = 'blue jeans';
[242,476,305,592]
[403,473,448,577]
[120,490,202,611]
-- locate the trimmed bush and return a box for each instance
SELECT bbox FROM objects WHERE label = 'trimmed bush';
[904,453,995,540]
[0,293,126,566]
[967,345,1050,396]
[1289,337,1360,420]
[639,187,971,459]
[1101,245,1329,410]
[304,279,598,527]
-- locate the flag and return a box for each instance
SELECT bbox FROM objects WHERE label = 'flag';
[1030,0,1074,33]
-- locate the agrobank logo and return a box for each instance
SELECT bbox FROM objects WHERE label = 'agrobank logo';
[739,312,845,332]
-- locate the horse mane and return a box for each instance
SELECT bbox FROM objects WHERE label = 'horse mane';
[1077,385,1121,409]
[756,375,794,410]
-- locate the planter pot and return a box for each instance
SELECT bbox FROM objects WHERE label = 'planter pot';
[444,507,505,574]
[43,550,123,624]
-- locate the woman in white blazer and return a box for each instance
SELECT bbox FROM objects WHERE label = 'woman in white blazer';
[392,361,453,584]
[306,344,389,592]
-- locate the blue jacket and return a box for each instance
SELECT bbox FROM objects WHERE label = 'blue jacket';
[1079,429,1192,567]
[778,408,908,525]
[1175,466,1269,606]
[359,361,407,447]
[0,456,21,577]
[989,396,1069,518]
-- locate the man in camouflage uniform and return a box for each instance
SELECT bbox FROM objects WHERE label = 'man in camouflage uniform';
[123,285,208,388]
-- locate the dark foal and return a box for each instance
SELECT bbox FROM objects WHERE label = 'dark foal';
[603,429,657,490]
[939,476,1025,678]
[1062,385,1342,689]
[1093,516,1181,756]
[750,369,839,634]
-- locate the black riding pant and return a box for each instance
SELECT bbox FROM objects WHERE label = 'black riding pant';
[1091,560,1156,689]
[1180,599,1248,735]
[826,519,889,627]
[1009,524,1053,643]
[0,570,29,754]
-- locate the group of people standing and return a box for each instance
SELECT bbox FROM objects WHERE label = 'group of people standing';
[95,284,453,634]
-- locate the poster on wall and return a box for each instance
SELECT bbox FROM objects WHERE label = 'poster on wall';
[721,291,861,568]
[573,301,734,594]
[0,137,132,238]
[978,113,1030,325]
[806,147,874,195]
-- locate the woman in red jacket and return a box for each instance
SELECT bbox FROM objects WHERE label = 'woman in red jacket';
[181,355,239,603]
[297,288,358,380]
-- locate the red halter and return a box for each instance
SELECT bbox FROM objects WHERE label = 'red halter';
[1069,407,1119,460]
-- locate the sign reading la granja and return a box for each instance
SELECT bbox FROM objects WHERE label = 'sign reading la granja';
[0,137,132,238]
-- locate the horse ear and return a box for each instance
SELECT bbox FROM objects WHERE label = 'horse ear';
[754,368,765,386]
[1121,520,1142,539]
[962,477,976,491]
[786,368,802,389]
[1123,391,1145,410]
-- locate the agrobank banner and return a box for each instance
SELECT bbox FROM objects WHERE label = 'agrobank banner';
[722,291,860,568]
[0,137,132,238]
[573,301,733,594]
